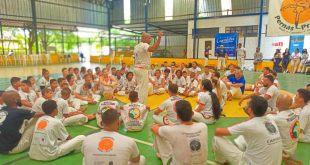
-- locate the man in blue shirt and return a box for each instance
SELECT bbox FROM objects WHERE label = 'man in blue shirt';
[0,91,43,154]
[226,69,246,100]
[215,45,228,71]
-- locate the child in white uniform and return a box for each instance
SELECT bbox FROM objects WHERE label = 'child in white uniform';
[121,91,149,131]
[55,88,95,126]
[96,92,120,128]
[38,69,51,90]
[32,88,53,112]
[117,72,137,96]
[172,70,186,94]
[153,84,182,125]
[150,70,166,95]
[193,79,221,124]
[181,72,199,97]
[74,82,99,104]
[29,100,85,161]
[19,80,38,110]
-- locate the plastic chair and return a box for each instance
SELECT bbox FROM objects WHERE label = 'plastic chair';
[120,54,124,65]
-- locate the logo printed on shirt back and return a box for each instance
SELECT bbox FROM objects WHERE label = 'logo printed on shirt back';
[190,139,201,152]
[128,108,141,119]
[289,119,300,141]
[98,137,114,152]
[265,122,277,134]
[37,120,48,130]
[0,110,8,126]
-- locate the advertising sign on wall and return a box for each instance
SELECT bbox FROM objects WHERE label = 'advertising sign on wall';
[215,33,238,57]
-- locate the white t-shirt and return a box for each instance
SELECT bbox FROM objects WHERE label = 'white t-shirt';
[124,79,136,92]
[184,76,191,86]
[29,115,69,161]
[267,110,299,157]
[75,85,92,97]
[55,98,70,120]
[159,123,208,165]
[121,102,148,131]
[159,96,183,123]
[82,131,139,165]
[134,42,151,68]
[5,85,19,92]
[198,73,211,81]
[19,90,37,105]
[197,91,213,117]
[300,102,310,140]
[236,47,246,58]
[259,85,279,111]
[228,116,282,165]
[187,78,199,91]
[32,97,47,112]
[172,76,186,87]
[152,76,164,89]
[38,77,50,88]
[188,67,201,74]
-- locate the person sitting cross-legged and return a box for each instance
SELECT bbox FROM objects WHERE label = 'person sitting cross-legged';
[120,91,149,131]
[29,100,85,161]
[152,100,208,165]
[153,84,183,125]
[82,108,145,165]
[0,91,43,154]
[213,95,282,165]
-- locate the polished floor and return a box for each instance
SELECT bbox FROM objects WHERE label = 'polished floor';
[0,62,309,165]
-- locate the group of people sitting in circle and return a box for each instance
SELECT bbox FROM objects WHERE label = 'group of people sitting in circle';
[0,61,309,165]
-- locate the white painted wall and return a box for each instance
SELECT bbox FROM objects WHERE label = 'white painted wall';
[187,15,310,59]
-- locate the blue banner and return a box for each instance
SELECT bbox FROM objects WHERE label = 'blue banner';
[289,35,304,53]
[215,33,238,57]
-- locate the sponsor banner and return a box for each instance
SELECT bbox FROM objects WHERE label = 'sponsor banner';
[267,0,310,36]
[215,33,238,57]
[289,35,304,53]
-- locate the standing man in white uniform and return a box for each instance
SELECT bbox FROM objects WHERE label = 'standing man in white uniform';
[236,43,246,69]
[134,32,163,104]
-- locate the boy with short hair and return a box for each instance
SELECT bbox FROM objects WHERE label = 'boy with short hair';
[55,87,95,126]
[121,91,149,131]
[19,80,38,110]
[96,92,120,128]
[181,72,199,97]
[29,100,85,161]
[32,88,53,112]
[49,79,60,99]
[74,82,98,103]
[153,84,182,125]
[5,77,21,92]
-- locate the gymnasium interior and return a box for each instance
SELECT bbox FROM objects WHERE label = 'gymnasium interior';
[0,0,309,165]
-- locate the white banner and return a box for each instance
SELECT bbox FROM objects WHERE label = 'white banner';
[267,0,310,36]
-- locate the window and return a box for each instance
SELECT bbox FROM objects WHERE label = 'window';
[225,25,259,37]
[221,0,232,15]
[165,0,173,21]
[198,0,208,17]
[192,28,219,38]
[124,0,131,24]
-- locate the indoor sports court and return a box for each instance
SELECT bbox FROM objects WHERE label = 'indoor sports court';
[0,0,309,165]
